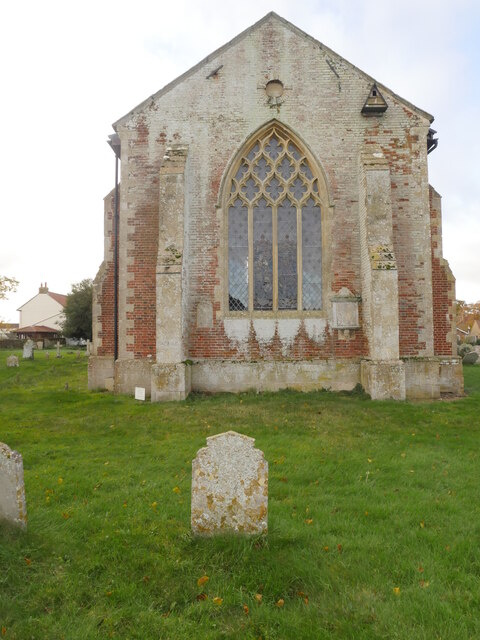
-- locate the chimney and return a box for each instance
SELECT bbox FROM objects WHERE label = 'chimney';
[39,282,49,294]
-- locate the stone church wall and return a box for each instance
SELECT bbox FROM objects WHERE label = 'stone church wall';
[90,13,462,400]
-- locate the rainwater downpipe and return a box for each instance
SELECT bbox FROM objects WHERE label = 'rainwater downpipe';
[108,134,121,362]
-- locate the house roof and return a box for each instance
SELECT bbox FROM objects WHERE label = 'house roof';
[113,11,434,129]
[48,291,67,306]
[17,290,67,311]
[13,325,59,334]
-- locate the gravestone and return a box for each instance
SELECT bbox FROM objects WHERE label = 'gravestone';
[6,355,19,367]
[45,351,50,360]
[0,442,27,529]
[56,341,62,358]
[191,431,268,535]
[23,339,34,360]
[463,351,479,365]
[36,341,43,350]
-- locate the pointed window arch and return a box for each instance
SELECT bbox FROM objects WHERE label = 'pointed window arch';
[227,124,323,312]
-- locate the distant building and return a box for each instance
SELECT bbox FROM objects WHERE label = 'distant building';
[14,283,66,345]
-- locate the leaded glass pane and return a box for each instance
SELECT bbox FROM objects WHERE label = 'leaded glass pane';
[265,136,282,161]
[241,177,259,201]
[266,175,284,201]
[253,198,273,310]
[235,163,248,182]
[278,157,294,180]
[253,156,271,181]
[302,198,322,310]
[228,199,248,311]
[247,143,260,161]
[287,142,301,160]
[299,162,313,180]
[289,177,307,201]
[278,199,297,310]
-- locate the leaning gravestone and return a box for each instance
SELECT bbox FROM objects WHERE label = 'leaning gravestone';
[56,341,62,358]
[0,442,27,529]
[191,431,268,535]
[6,355,19,367]
[23,339,35,360]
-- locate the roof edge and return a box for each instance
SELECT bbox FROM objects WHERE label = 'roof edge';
[113,11,433,129]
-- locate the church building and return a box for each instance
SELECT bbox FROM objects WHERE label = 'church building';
[89,12,463,401]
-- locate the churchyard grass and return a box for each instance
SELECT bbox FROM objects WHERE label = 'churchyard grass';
[1,351,480,639]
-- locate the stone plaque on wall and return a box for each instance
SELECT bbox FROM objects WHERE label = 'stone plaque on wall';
[331,288,360,329]
[191,431,268,535]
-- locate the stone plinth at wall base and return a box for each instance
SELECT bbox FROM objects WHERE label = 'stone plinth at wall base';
[361,360,406,400]
[88,356,115,391]
[191,360,361,394]
[403,357,463,399]
[115,358,152,398]
[403,358,440,400]
[439,359,463,395]
[151,363,191,402]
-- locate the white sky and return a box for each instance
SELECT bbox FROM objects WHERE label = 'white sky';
[1,0,479,322]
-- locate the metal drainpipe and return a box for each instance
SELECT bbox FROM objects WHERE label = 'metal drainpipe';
[108,134,121,363]
[113,153,119,362]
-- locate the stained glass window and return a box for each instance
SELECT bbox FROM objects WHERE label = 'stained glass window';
[227,125,322,311]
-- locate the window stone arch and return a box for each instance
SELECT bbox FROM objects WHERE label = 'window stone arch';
[226,123,324,313]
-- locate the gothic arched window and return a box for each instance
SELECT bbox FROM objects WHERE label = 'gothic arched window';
[227,125,322,312]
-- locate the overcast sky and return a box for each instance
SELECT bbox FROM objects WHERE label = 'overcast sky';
[1,0,479,323]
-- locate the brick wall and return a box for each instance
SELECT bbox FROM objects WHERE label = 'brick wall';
[429,186,456,356]
[99,14,439,367]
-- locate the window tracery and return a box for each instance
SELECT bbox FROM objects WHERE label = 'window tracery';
[228,125,322,312]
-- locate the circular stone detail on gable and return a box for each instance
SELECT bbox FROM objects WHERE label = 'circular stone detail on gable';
[265,80,284,98]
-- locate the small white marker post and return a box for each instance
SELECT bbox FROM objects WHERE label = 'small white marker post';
[134,387,146,401]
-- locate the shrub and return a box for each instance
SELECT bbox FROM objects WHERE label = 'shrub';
[458,343,473,357]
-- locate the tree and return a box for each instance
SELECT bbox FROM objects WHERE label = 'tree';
[0,276,18,300]
[62,279,93,340]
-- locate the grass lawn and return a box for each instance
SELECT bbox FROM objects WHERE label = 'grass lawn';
[1,350,479,639]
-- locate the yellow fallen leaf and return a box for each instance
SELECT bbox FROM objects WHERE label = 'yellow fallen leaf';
[1,627,6,636]
[275,598,285,608]
[323,546,329,552]
[24,557,32,566]
[151,501,157,509]
[420,521,425,528]
[213,597,223,605]
[196,592,208,601]
[305,518,313,525]
[243,604,249,615]
[197,575,209,587]
[419,580,430,588]
[58,477,63,484]
[255,593,263,603]
[62,512,70,519]
[173,486,181,494]
[393,587,400,595]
